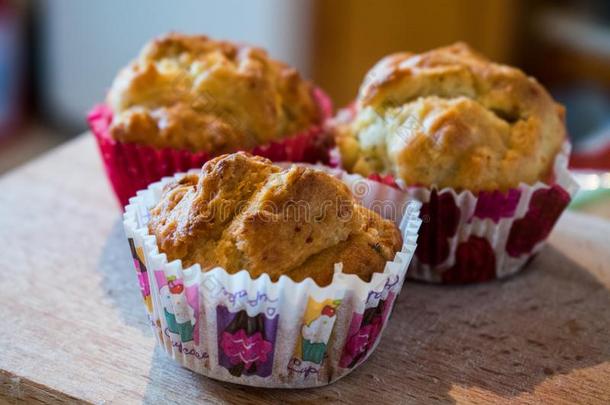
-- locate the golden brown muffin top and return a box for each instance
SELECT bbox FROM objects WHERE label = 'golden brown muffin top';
[148,152,402,286]
[107,33,322,152]
[335,42,566,191]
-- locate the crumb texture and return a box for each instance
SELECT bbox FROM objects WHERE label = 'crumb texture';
[108,33,321,152]
[148,152,402,286]
[335,42,566,191]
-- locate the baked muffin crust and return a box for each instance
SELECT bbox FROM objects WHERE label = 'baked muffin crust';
[107,33,322,152]
[148,152,402,286]
[335,42,566,191]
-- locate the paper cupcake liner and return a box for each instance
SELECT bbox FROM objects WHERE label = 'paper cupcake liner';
[88,88,333,207]
[123,166,421,388]
[360,144,578,283]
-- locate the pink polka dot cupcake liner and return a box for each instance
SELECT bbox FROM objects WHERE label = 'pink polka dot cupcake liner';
[88,88,333,208]
[362,142,579,283]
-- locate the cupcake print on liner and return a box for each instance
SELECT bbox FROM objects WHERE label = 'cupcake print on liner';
[217,307,277,378]
[124,165,421,388]
[339,293,395,369]
[295,298,341,366]
[157,273,196,343]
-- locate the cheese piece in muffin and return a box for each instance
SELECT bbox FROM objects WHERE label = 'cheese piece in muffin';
[107,33,322,153]
[335,42,566,192]
[148,152,402,286]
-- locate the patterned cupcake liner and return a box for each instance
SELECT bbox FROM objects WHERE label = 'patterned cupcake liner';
[88,88,333,207]
[351,143,579,284]
[123,166,421,388]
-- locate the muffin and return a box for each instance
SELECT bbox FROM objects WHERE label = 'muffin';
[336,42,565,191]
[148,152,402,287]
[88,33,332,206]
[333,43,578,283]
[123,152,421,387]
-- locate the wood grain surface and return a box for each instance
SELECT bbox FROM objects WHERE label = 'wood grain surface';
[0,135,609,404]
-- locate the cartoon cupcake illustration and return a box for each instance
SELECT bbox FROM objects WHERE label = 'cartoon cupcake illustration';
[339,295,393,369]
[217,307,277,378]
[157,274,194,343]
[300,301,340,365]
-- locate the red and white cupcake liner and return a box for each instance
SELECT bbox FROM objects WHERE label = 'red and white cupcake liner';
[358,143,579,283]
[88,88,333,207]
[123,166,421,387]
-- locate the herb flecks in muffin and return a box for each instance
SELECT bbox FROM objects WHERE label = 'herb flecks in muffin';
[335,42,566,192]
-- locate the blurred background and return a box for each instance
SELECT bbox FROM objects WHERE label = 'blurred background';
[1,0,610,182]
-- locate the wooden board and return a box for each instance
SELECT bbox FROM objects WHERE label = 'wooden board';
[0,135,609,404]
